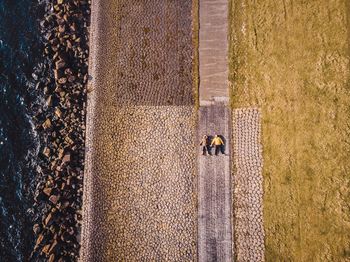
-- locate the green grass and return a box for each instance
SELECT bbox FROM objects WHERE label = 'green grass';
[229,0,350,261]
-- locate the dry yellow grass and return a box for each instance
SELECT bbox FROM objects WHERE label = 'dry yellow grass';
[229,1,350,261]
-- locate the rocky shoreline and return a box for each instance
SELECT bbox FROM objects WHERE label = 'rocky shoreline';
[31,0,90,261]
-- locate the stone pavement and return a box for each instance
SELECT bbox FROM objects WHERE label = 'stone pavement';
[232,108,265,262]
[198,103,233,262]
[80,0,197,260]
[199,0,229,102]
[80,106,197,261]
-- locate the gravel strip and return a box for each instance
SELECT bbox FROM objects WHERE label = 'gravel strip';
[232,108,265,262]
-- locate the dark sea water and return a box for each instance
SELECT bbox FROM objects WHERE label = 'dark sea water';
[0,0,45,260]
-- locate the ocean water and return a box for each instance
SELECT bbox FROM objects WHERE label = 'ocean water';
[0,0,45,260]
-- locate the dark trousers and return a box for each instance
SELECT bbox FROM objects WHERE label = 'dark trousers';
[202,146,211,155]
[214,145,224,155]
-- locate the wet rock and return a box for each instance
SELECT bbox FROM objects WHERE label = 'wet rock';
[42,244,51,255]
[50,38,59,46]
[62,152,71,163]
[32,73,38,81]
[61,230,72,242]
[64,136,74,145]
[65,68,73,75]
[34,233,45,250]
[35,82,42,90]
[67,40,73,49]
[58,24,66,33]
[40,20,48,28]
[42,119,52,130]
[55,59,66,69]
[68,75,76,83]
[46,95,52,106]
[49,194,60,205]
[55,107,62,118]
[33,224,41,235]
[48,239,58,254]
[49,254,55,262]
[61,200,70,209]
[44,212,54,226]
[58,148,65,159]
[43,187,52,197]
[70,23,77,32]
[43,147,51,158]
[58,77,67,84]
[54,68,61,80]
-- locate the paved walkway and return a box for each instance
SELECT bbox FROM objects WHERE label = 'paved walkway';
[198,0,232,261]
[198,104,233,262]
[199,0,229,103]
[198,0,233,261]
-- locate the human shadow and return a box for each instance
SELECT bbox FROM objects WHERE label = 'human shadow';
[218,135,226,155]
[207,135,214,155]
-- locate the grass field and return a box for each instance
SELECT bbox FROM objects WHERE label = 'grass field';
[229,0,350,261]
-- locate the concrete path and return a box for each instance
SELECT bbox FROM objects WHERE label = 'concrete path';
[198,0,232,261]
[198,103,233,262]
[199,0,229,103]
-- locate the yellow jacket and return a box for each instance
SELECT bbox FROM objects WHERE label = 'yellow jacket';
[211,137,224,146]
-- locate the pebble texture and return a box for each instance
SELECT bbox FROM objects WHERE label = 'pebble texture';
[198,104,233,262]
[232,108,264,262]
[199,0,229,102]
[88,0,194,106]
[80,106,197,261]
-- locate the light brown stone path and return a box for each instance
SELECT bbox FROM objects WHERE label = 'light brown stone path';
[198,104,233,262]
[199,0,229,103]
[232,108,265,262]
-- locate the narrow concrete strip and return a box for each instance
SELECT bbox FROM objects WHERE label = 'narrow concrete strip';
[198,103,233,262]
[232,108,265,262]
[199,0,229,102]
[198,0,232,260]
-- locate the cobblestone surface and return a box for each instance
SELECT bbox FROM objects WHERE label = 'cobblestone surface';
[80,106,197,261]
[115,0,194,105]
[232,108,265,262]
